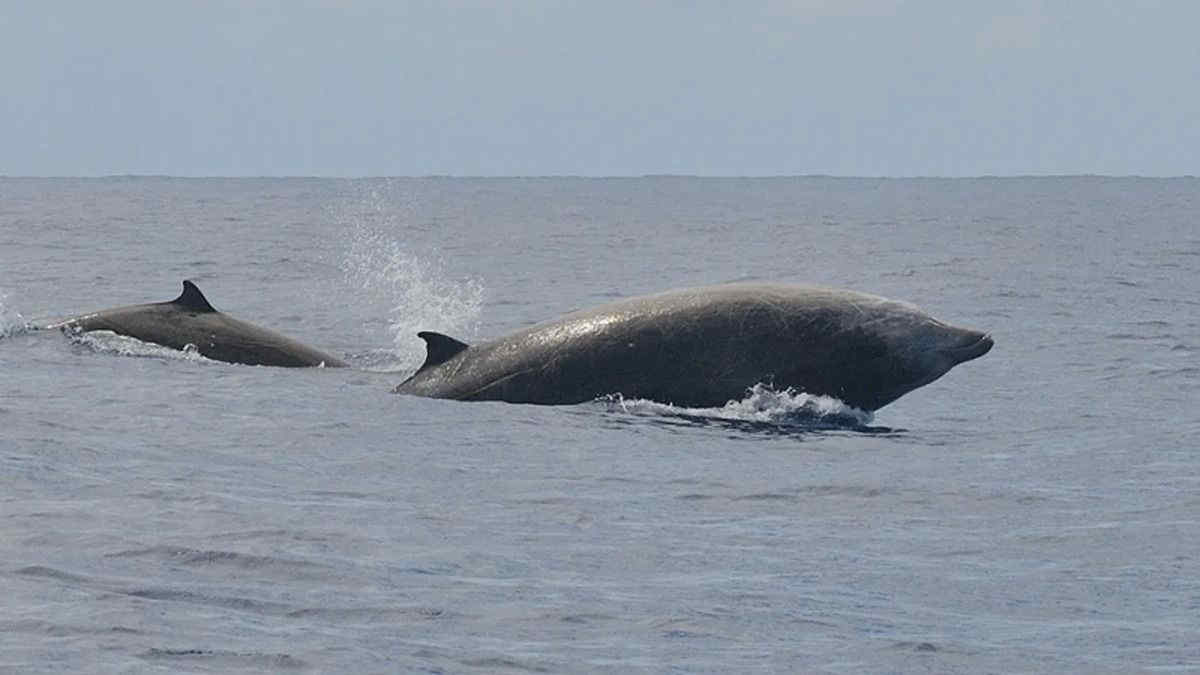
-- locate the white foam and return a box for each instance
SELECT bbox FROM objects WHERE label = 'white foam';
[601,383,873,428]
[0,290,32,338]
[67,330,214,363]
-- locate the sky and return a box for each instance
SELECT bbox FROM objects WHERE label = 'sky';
[2,1,1198,177]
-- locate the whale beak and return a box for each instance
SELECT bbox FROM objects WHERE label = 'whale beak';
[945,330,993,364]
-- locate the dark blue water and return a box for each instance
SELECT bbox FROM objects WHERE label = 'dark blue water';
[2,177,1197,672]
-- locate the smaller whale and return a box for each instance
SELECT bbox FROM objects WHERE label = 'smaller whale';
[47,280,347,368]
[394,282,992,411]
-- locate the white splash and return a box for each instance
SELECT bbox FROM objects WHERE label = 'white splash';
[603,383,873,428]
[67,330,214,363]
[339,226,484,372]
[0,290,32,338]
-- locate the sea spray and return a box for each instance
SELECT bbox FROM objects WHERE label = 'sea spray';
[340,226,484,371]
[602,384,874,429]
[66,329,215,363]
[0,289,31,338]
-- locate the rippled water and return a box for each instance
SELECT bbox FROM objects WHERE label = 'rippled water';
[2,177,1197,672]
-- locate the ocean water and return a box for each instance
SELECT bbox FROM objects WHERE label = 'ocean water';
[1,176,1197,673]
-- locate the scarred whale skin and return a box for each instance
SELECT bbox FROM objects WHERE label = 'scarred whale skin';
[393,282,992,411]
[47,280,347,368]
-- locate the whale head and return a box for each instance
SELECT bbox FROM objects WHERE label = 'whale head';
[862,312,993,410]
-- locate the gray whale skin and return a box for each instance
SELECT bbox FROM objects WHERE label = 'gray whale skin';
[394,283,993,411]
[48,280,347,368]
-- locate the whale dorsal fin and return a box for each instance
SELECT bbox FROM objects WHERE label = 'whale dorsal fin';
[416,331,469,371]
[171,280,217,313]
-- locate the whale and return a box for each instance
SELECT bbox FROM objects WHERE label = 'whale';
[393,282,992,411]
[46,280,347,368]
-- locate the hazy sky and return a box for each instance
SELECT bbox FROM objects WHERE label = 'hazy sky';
[3,1,1198,176]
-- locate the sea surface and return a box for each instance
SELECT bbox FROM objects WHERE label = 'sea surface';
[1,176,1197,673]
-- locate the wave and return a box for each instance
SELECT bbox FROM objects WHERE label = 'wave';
[597,383,883,432]
[138,649,308,670]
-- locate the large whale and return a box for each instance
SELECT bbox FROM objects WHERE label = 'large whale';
[394,283,992,411]
[47,280,347,368]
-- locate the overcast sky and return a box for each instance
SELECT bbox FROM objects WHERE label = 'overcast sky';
[3,1,1197,176]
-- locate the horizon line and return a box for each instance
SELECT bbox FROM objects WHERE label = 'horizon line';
[2,173,1197,180]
